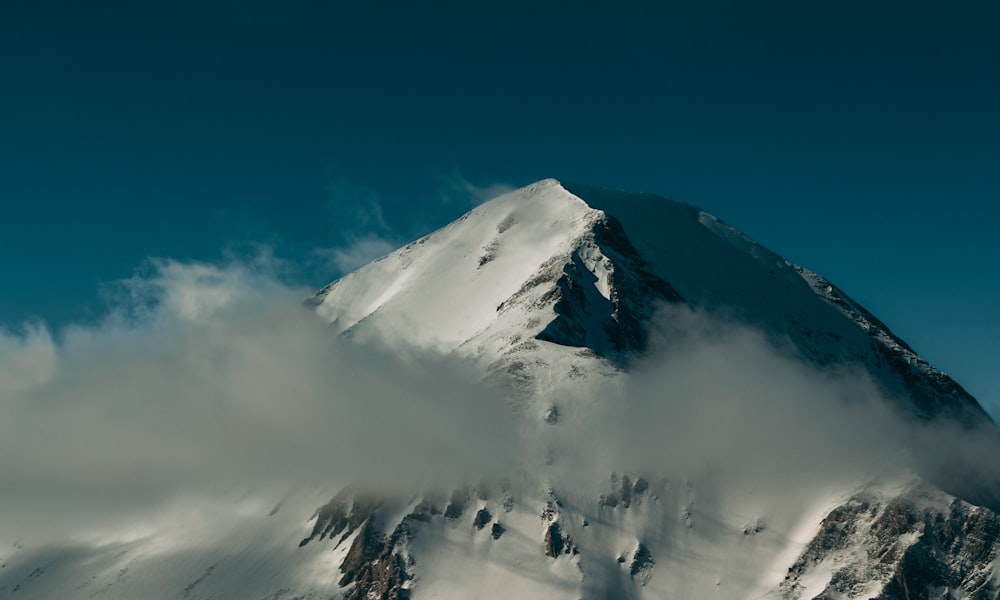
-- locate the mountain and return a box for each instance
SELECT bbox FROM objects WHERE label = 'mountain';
[2,179,998,599]
[302,179,1000,600]
[312,179,986,425]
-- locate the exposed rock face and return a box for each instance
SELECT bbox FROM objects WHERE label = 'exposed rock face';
[339,519,410,600]
[629,543,654,583]
[535,215,682,362]
[473,508,492,530]
[782,486,1000,599]
[544,522,565,558]
[300,489,381,547]
[299,490,430,600]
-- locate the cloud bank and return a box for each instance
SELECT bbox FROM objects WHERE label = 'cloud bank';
[544,305,1000,511]
[0,257,520,543]
[1,257,997,551]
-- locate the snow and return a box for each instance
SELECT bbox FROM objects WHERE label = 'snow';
[314,179,598,353]
[0,487,348,599]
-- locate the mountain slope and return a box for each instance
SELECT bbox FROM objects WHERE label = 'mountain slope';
[306,179,1000,599]
[312,179,987,425]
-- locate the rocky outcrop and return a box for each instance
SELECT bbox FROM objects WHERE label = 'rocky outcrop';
[338,512,430,600]
[781,487,1000,599]
[629,543,654,583]
[599,473,650,509]
[300,489,381,547]
[473,508,492,530]
[543,522,565,558]
[533,215,681,363]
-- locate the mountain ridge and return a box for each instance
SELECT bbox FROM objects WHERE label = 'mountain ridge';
[313,178,988,425]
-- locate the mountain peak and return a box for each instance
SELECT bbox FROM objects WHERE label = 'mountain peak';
[314,180,987,425]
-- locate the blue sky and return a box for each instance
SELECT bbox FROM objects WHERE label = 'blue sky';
[1,1,998,414]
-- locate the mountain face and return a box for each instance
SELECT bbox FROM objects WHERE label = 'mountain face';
[306,179,1000,600]
[3,179,998,599]
[312,179,986,425]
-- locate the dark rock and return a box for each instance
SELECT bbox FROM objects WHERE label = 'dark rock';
[783,491,1000,600]
[491,522,506,540]
[742,521,765,536]
[544,522,564,558]
[300,490,381,547]
[507,212,680,366]
[339,520,385,587]
[338,512,428,600]
[474,508,492,530]
[629,544,654,577]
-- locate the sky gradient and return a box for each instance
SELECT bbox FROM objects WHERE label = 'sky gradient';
[1,1,998,414]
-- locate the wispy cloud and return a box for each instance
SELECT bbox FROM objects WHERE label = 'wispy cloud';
[313,173,515,278]
[0,324,55,394]
[313,179,401,277]
[312,234,397,275]
[324,178,390,231]
[433,170,516,206]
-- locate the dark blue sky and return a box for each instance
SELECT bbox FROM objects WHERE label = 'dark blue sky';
[1,1,998,412]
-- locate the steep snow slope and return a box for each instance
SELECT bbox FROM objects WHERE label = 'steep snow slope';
[3,179,997,600]
[311,180,598,351]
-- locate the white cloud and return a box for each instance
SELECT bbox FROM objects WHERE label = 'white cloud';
[1,262,996,552]
[0,324,56,394]
[0,259,520,544]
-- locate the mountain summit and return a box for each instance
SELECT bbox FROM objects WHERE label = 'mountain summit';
[313,179,985,424]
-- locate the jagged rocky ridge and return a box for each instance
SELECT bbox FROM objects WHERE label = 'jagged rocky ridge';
[781,482,1000,599]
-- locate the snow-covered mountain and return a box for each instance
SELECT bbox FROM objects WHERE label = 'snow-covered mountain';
[312,179,985,424]
[3,179,998,599]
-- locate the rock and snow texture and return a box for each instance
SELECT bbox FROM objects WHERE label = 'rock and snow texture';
[3,179,998,599]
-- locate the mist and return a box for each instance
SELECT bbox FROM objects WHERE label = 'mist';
[1,257,997,554]
[545,305,1000,513]
[0,257,521,544]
